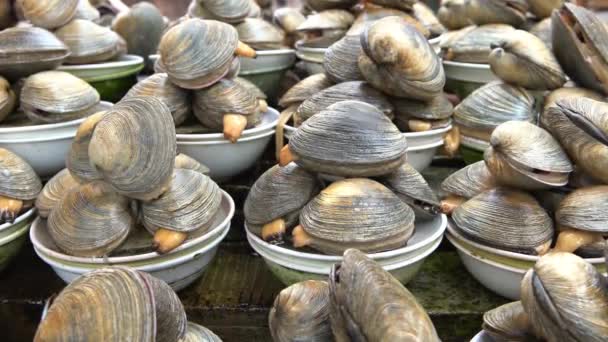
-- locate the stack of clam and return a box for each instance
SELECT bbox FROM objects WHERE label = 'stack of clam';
[142,18,279,180]
[438,0,563,98]
[35,266,223,341]
[245,99,447,285]
[268,249,441,341]
[279,14,456,171]
[29,95,234,290]
[444,3,608,301]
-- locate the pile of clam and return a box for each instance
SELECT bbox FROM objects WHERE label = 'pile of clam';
[246,100,441,255]
[35,95,223,256]
[269,249,440,341]
[35,266,222,341]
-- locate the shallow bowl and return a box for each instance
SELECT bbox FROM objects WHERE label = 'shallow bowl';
[443,60,497,98]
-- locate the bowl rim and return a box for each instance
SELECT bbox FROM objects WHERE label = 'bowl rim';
[408,139,444,151]
[246,214,447,261]
[0,133,77,143]
[0,219,32,246]
[295,41,327,54]
[176,108,279,141]
[403,123,452,138]
[177,128,275,145]
[446,232,527,274]
[447,220,605,264]
[252,49,296,56]
[30,190,235,264]
[57,54,144,71]
[442,59,491,70]
[0,207,35,233]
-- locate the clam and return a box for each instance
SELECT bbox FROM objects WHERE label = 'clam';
[0,76,16,123]
[174,153,210,176]
[466,0,528,27]
[20,71,100,124]
[294,81,393,126]
[54,19,125,65]
[193,78,261,143]
[280,101,407,177]
[304,0,358,12]
[412,2,446,38]
[124,73,190,126]
[0,148,41,222]
[437,0,472,30]
[552,3,608,95]
[453,188,553,255]
[329,249,440,341]
[485,121,573,190]
[35,169,79,219]
[74,0,100,21]
[296,10,354,46]
[269,280,332,342]
[234,77,268,111]
[380,163,440,220]
[142,169,222,254]
[67,111,107,183]
[542,97,608,184]
[368,0,416,11]
[273,7,305,34]
[347,7,430,37]
[158,18,256,90]
[193,0,252,24]
[454,82,537,142]
[112,2,165,63]
[293,178,415,254]
[35,267,187,342]
[358,16,445,101]
[244,163,319,242]
[552,186,608,256]
[392,93,453,133]
[489,30,566,90]
[48,181,132,257]
[181,322,223,342]
[323,35,363,83]
[482,301,537,341]
[529,0,564,19]
[440,161,496,214]
[0,26,70,81]
[278,73,333,109]
[543,86,604,110]
[18,0,78,29]
[236,18,286,50]
[441,24,516,63]
[521,252,608,342]
[529,18,552,49]
[88,96,176,201]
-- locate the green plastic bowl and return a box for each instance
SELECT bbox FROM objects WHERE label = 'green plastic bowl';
[0,208,36,272]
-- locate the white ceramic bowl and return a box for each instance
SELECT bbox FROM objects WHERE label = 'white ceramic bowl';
[471,331,493,342]
[443,60,497,84]
[239,49,296,73]
[247,214,447,285]
[0,208,36,272]
[30,191,235,291]
[58,54,145,82]
[295,42,326,75]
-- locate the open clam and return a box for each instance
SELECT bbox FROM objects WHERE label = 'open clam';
[453,187,554,255]
[440,161,496,214]
[112,2,165,63]
[54,19,125,64]
[359,16,445,101]
[269,280,332,342]
[485,121,573,190]
[441,24,515,63]
[18,0,78,29]
[35,169,79,219]
[329,249,440,341]
[0,148,41,222]
[244,163,319,242]
[20,71,100,124]
[280,101,407,177]
[489,30,566,90]
[292,178,415,254]
[483,301,537,341]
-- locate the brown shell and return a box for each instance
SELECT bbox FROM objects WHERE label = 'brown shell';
[441,161,495,199]
[0,76,16,123]
[54,19,125,64]
[111,2,165,64]
[35,169,79,218]
[556,186,608,234]
[278,73,333,108]
[18,0,78,29]
[67,111,107,183]
[0,147,41,201]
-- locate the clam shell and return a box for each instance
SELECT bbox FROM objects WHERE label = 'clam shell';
[305,0,358,11]
[0,148,41,201]
[174,154,210,175]
[181,322,222,342]
[196,0,251,24]
[528,0,563,19]
[521,252,608,342]
[124,73,191,126]
[158,18,238,89]
[18,0,78,29]
[278,74,333,108]
[289,100,407,177]
[437,0,472,30]
[300,178,415,254]
[0,76,16,123]
[392,93,453,128]
[0,26,70,81]
[489,30,566,90]
[269,280,332,342]
[329,249,440,341]
[244,163,319,237]
[543,87,604,111]
[368,0,416,11]
[142,169,222,234]
[236,18,285,50]
[453,187,554,254]
[67,111,107,183]
[88,96,176,201]
[145,271,188,342]
[193,78,260,131]
[529,17,552,49]
[111,2,165,63]
[296,10,354,32]
[73,0,99,21]
[48,181,132,257]
[441,161,495,199]
[20,71,100,124]
[34,267,156,341]
[323,35,363,83]
[295,81,393,125]
[359,16,445,101]
[273,7,305,34]
[482,301,536,341]
[412,2,446,37]
[380,163,440,220]
[54,19,125,64]
[485,121,573,189]
[556,186,608,234]
[234,77,266,100]
[440,24,516,64]
[454,82,536,142]
[35,169,79,218]
[348,7,430,37]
